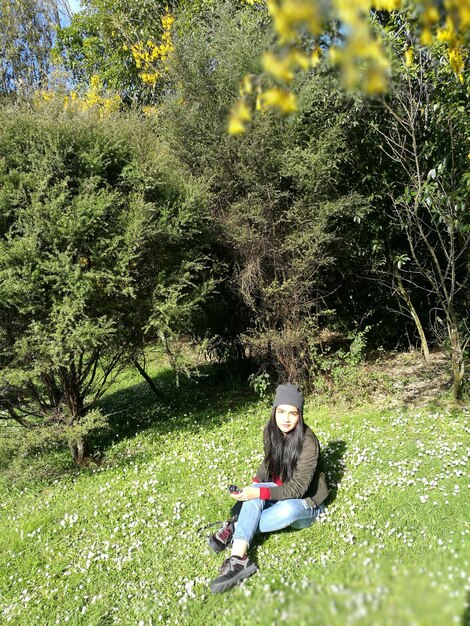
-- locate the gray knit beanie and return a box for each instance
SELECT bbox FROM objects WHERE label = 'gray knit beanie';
[273,383,304,411]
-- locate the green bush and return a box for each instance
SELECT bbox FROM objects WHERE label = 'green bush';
[0,105,213,463]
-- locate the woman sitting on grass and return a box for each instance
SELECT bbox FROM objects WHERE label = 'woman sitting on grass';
[209,383,329,594]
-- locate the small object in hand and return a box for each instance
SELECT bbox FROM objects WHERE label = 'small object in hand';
[228,484,241,494]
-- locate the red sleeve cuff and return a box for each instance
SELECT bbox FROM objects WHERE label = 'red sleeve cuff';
[259,487,271,500]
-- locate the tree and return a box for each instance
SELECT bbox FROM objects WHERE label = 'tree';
[54,0,150,103]
[158,1,370,383]
[0,105,212,463]
[53,0,218,104]
[371,37,469,398]
[0,0,72,96]
[229,0,468,131]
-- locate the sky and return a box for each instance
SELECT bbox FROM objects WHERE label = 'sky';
[68,0,82,13]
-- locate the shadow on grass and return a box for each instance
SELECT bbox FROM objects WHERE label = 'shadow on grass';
[91,361,258,458]
[463,591,470,626]
[322,439,347,506]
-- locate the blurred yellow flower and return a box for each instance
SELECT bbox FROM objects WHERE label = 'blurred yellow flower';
[267,0,322,43]
[329,46,343,64]
[259,87,298,113]
[237,99,253,121]
[449,47,465,81]
[373,0,402,10]
[262,49,310,83]
[228,99,253,135]
[423,5,440,25]
[311,45,322,67]
[239,74,254,96]
[420,27,434,45]
[405,47,414,67]
[289,48,311,70]
[228,118,246,135]
[230,0,467,134]
[437,22,453,44]
[364,67,388,94]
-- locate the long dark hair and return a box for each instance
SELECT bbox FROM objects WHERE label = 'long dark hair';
[264,407,305,482]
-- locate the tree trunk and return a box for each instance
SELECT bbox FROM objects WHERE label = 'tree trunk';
[160,332,180,387]
[69,435,89,466]
[449,325,465,401]
[132,358,163,399]
[62,375,92,465]
[395,271,431,361]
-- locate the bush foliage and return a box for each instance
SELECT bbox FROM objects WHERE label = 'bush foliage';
[0,107,212,462]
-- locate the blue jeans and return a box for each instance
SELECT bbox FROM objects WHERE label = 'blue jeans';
[232,482,325,546]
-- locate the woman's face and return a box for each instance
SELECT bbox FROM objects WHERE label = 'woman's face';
[275,404,300,435]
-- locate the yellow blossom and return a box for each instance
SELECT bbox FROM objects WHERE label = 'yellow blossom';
[364,67,388,94]
[143,106,158,117]
[310,46,321,69]
[90,74,100,90]
[437,22,453,43]
[239,74,254,96]
[128,11,174,86]
[229,0,467,134]
[423,5,440,25]
[405,47,414,67]
[329,47,343,64]
[259,87,298,114]
[228,118,246,134]
[449,0,469,29]
[420,27,434,45]
[64,75,121,117]
[161,13,174,30]
[372,0,402,10]
[263,48,311,83]
[263,52,294,82]
[40,90,53,102]
[228,99,252,135]
[140,72,159,84]
[289,48,311,71]
[236,100,252,122]
[267,0,322,43]
[449,47,465,81]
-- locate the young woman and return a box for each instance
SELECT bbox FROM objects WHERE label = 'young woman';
[208,383,329,594]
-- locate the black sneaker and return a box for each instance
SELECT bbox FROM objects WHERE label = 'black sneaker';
[210,554,258,594]
[208,517,237,553]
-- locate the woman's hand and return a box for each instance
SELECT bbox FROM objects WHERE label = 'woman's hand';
[230,486,260,501]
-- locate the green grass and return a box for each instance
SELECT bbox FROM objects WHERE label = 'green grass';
[0,363,469,626]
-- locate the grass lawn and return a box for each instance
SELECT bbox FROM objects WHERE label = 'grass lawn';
[1,362,469,625]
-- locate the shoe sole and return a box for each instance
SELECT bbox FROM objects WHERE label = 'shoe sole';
[210,563,258,594]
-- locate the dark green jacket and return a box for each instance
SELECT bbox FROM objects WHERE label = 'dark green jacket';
[254,425,329,507]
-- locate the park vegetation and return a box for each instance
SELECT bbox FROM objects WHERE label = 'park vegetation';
[0,0,468,466]
[1,363,468,624]
[0,3,469,625]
